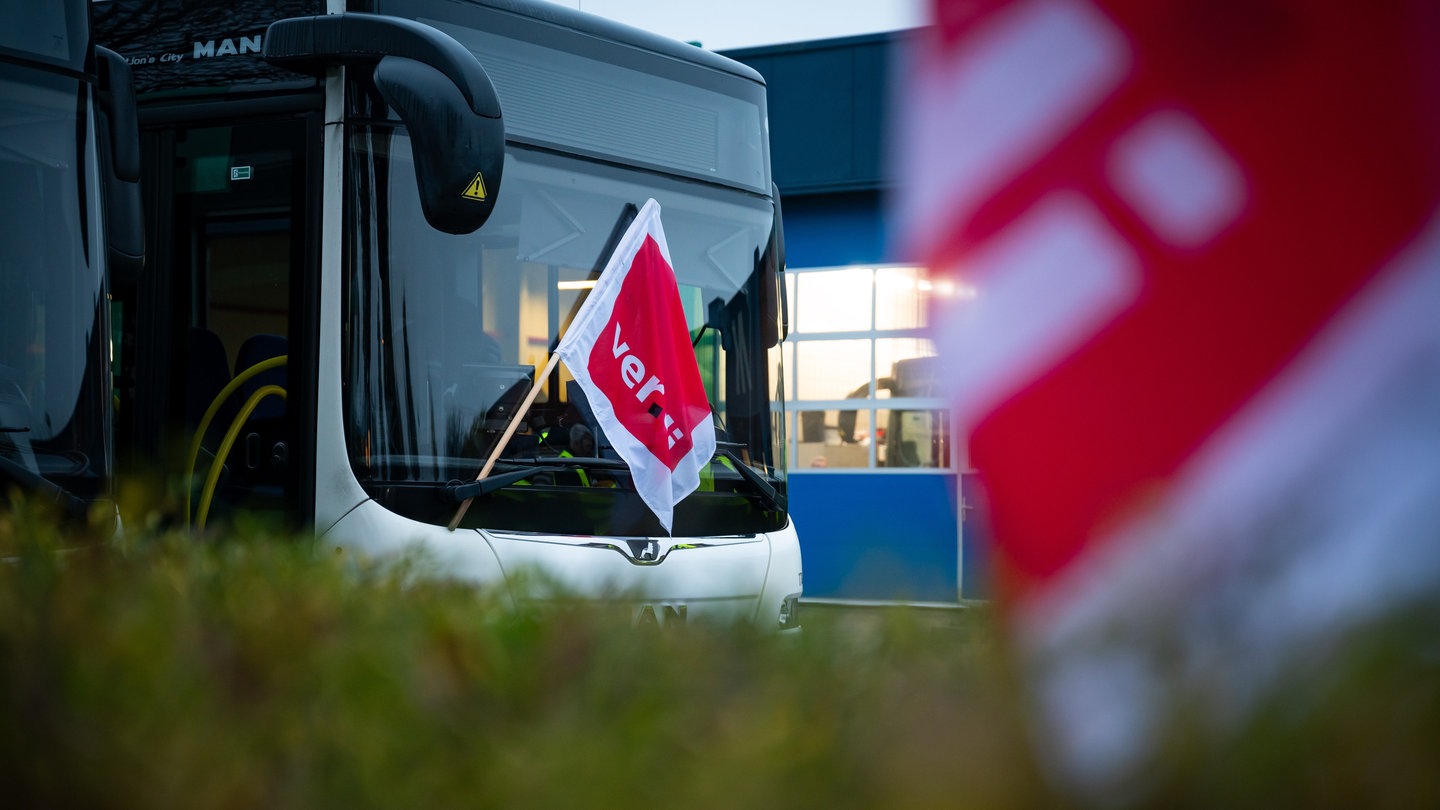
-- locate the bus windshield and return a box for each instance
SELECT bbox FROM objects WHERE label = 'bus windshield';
[343,131,786,537]
[0,63,111,500]
[338,1,788,538]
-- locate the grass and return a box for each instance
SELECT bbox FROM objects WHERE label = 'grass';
[2,494,1437,809]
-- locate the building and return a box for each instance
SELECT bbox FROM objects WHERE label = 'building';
[725,33,990,602]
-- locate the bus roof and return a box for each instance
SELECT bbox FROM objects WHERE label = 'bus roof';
[96,0,766,99]
[407,0,766,87]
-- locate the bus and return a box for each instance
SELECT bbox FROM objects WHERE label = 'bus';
[95,0,801,629]
[1,2,141,525]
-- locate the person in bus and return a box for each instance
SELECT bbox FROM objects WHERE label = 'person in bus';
[535,422,595,486]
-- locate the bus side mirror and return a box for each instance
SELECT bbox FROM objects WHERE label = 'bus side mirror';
[96,46,145,284]
[373,56,504,235]
[263,13,506,235]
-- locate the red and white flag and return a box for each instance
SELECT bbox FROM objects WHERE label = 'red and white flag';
[555,199,716,534]
[895,0,1440,792]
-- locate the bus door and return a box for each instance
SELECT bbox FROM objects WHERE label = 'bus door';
[129,114,316,529]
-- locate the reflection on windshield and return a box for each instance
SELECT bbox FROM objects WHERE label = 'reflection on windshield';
[0,65,109,496]
[344,128,786,534]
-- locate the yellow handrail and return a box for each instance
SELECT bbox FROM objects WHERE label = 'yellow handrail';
[184,355,288,526]
[196,384,287,530]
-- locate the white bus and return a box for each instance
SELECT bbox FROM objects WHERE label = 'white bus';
[1,1,141,524]
[96,0,801,629]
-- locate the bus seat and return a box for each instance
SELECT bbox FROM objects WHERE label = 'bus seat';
[185,327,233,429]
[234,333,288,420]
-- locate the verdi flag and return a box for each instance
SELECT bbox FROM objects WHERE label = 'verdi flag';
[555,199,716,534]
[894,0,1440,794]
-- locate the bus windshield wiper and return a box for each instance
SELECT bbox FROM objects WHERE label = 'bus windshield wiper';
[445,452,785,511]
[445,466,546,502]
[0,453,89,520]
[0,424,31,433]
[494,455,630,470]
[444,456,631,502]
[718,449,786,511]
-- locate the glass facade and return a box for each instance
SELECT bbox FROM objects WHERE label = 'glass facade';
[783,264,953,471]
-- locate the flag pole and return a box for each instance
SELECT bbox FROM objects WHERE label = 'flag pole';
[448,351,563,531]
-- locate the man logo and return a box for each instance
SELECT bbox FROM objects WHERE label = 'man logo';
[636,603,688,628]
[625,539,661,562]
[193,35,262,59]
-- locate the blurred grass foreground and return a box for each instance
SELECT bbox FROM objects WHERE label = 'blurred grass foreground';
[2,495,1438,809]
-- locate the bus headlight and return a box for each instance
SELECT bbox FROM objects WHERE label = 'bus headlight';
[778,593,801,631]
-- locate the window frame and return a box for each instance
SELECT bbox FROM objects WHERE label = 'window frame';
[781,263,953,472]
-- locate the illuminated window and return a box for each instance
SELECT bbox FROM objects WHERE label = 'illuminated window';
[783,264,952,471]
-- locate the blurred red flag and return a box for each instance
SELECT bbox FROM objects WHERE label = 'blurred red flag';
[897,0,1440,600]
[895,0,1440,789]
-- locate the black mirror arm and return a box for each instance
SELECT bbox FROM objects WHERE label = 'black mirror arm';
[263,13,501,120]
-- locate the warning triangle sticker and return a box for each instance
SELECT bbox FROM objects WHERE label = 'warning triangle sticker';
[461,173,487,201]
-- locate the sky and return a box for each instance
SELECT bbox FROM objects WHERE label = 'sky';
[538,0,928,51]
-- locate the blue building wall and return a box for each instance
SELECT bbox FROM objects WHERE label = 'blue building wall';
[789,473,959,601]
[781,192,892,267]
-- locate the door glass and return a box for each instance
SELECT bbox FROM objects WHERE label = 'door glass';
[168,120,304,526]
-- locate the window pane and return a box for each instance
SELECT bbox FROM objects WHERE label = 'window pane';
[875,265,929,331]
[877,407,952,468]
[875,338,937,394]
[794,267,872,333]
[795,339,871,400]
[794,408,871,469]
[517,261,551,369]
